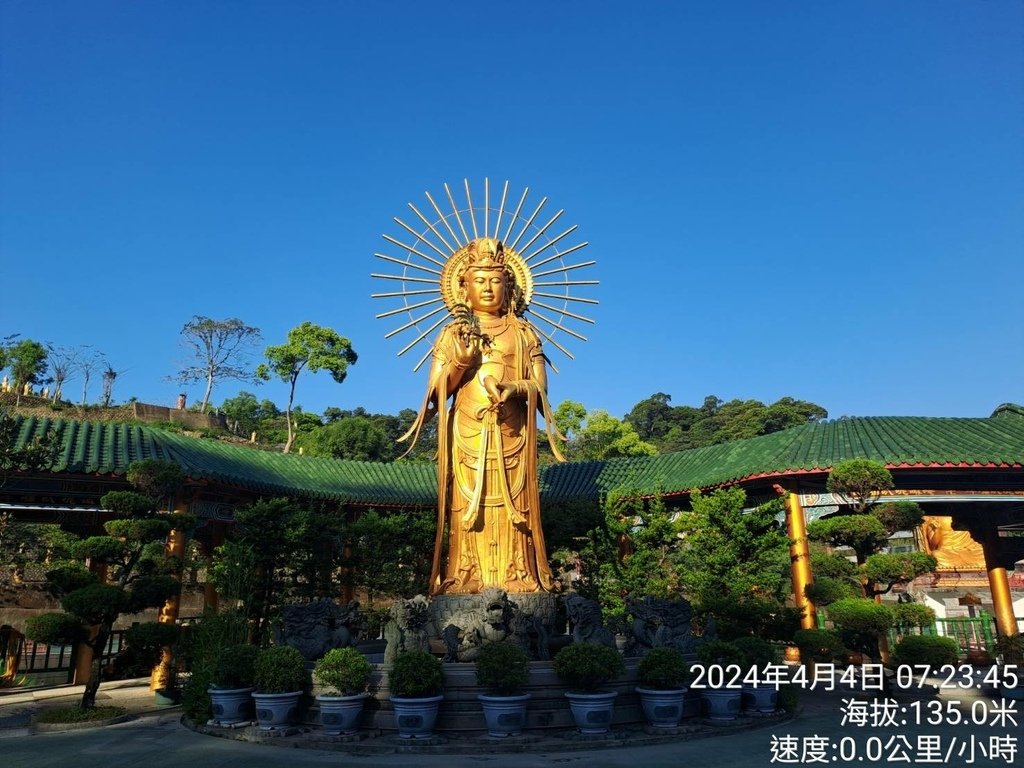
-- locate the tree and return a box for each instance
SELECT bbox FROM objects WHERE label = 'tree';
[24,459,186,709]
[175,316,262,413]
[298,416,395,462]
[6,338,48,394]
[220,391,281,439]
[343,509,435,605]
[825,458,895,513]
[77,347,106,406]
[554,401,657,461]
[45,344,78,403]
[256,322,357,453]
[0,408,59,488]
[100,364,120,407]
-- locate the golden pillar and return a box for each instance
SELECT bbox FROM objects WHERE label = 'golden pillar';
[781,488,817,631]
[980,526,1018,637]
[150,524,187,692]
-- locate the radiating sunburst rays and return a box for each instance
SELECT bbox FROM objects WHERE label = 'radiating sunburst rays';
[371,178,598,372]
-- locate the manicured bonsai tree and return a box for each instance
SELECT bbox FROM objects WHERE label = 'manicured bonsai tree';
[994,633,1024,664]
[313,647,372,697]
[892,636,959,667]
[696,639,743,667]
[793,628,846,664]
[732,636,780,671]
[553,643,625,693]
[253,645,307,693]
[636,646,690,690]
[475,641,530,696]
[388,649,444,698]
[826,598,896,660]
[24,459,187,709]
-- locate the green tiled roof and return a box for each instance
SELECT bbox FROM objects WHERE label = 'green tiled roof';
[7,406,1023,507]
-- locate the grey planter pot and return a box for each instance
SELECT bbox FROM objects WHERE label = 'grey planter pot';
[207,686,254,726]
[742,683,778,713]
[701,687,742,721]
[316,693,366,735]
[478,693,530,737]
[251,690,303,730]
[635,686,687,728]
[564,690,617,734]
[390,694,443,739]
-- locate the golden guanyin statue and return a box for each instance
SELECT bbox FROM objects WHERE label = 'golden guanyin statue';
[372,180,597,596]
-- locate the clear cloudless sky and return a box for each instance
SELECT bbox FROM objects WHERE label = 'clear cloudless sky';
[1,1,1021,423]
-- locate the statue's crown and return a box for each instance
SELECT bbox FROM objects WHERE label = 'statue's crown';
[465,237,506,269]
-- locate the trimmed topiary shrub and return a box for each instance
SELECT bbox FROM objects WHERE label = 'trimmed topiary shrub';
[475,641,530,696]
[892,635,959,667]
[253,645,307,693]
[388,649,444,698]
[637,646,690,690]
[211,644,259,689]
[313,647,372,696]
[793,628,846,664]
[554,643,625,693]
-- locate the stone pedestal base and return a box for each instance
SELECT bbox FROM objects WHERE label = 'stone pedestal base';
[428,592,561,660]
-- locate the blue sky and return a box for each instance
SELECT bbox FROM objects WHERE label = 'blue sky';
[2,2,1021,422]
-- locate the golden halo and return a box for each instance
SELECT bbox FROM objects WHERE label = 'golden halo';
[439,242,533,316]
[371,178,597,371]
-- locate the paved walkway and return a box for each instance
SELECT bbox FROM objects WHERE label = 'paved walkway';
[0,677,1018,767]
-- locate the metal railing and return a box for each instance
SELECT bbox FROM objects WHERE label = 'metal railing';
[816,609,1005,657]
[19,628,128,683]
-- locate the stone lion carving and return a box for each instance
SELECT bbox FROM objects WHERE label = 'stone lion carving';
[275,598,365,661]
[624,595,698,656]
[440,587,519,662]
[563,593,616,648]
[383,594,437,664]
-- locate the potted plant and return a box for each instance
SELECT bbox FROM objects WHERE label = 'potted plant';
[387,649,444,739]
[635,646,691,728]
[208,644,258,726]
[733,636,781,714]
[251,645,307,730]
[695,639,743,721]
[123,621,181,705]
[313,647,373,736]
[553,642,625,734]
[475,641,531,737]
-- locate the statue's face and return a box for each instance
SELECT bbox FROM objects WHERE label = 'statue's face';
[464,268,505,314]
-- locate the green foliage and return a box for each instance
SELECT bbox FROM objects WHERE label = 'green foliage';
[73,536,125,562]
[253,645,307,693]
[179,610,251,720]
[827,598,896,657]
[24,612,83,643]
[677,489,791,605]
[732,636,780,669]
[257,321,357,452]
[211,643,260,689]
[219,391,282,440]
[298,414,398,462]
[861,552,936,595]
[344,509,435,604]
[624,393,827,452]
[0,408,59,483]
[806,515,888,563]
[124,574,180,613]
[554,401,657,461]
[892,635,959,667]
[826,459,893,513]
[636,646,690,690]
[388,650,444,698]
[873,502,925,535]
[474,642,530,695]
[804,576,859,607]
[553,643,625,692]
[994,633,1024,664]
[98,491,154,517]
[105,517,173,544]
[892,602,936,630]
[697,594,802,642]
[792,628,846,663]
[61,584,128,625]
[314,647,373,696]
[696,640,742,666]
[810,550,859,580]
[124,459,185,503]
[44,563,96,596]
[6,338,48,390]
[124,622,180,670]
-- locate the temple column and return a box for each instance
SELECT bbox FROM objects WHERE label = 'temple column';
[779,487,816,630]
[980,526,1018,637]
